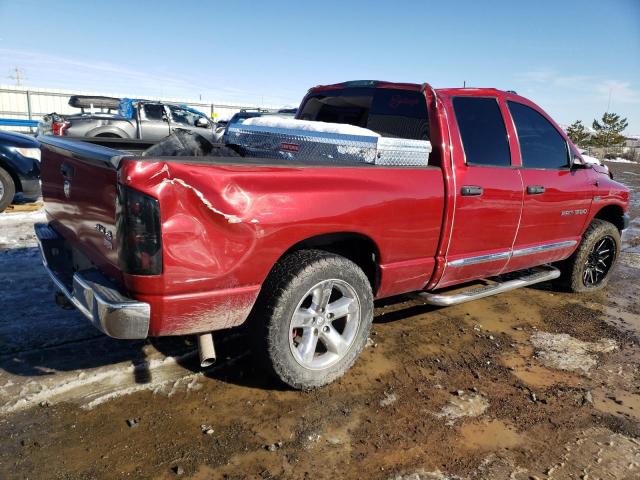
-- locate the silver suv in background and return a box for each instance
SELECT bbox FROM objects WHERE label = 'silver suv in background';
[38,96,215,142]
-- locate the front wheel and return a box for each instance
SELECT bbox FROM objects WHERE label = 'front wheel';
[255,250,374,390]
[556,219,621,292]
[0,167,16,213]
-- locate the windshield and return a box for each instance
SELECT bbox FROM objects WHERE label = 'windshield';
[298,87,429,140]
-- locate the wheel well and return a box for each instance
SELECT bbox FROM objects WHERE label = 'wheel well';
[283,233,380,293]
[593,205,625,231]
[94,133,122,138]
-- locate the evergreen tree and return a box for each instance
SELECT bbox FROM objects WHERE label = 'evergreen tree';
[591,112,628,147]
[566,120,590,146]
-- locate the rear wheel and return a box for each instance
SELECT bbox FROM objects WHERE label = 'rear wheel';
[0,167,16,213]
[556,219,620,292]
[254,250,374,390]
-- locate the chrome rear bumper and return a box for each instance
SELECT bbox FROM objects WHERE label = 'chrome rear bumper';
[34,223,150,339]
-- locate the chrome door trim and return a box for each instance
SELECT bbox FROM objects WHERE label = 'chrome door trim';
[511,240,577,257]
[447,240,577,268]
[447,251,510,267]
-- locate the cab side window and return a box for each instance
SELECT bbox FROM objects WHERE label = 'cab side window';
[508,101,569,169]
[143,104,166,121]
[453,97,511,167]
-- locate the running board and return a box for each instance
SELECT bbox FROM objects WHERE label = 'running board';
[416,265,560,307]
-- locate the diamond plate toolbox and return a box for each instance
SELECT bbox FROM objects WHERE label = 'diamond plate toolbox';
[225,124,431,166]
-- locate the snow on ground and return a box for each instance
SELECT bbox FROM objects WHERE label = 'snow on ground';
[242,116,381,137]
[0,206,210,413]
[0,208,46,249]
[435,392,490,425]
[530,332,618,374]
[604,157,637,164]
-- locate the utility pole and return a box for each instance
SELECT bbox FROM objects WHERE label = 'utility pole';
[8,66,25,86]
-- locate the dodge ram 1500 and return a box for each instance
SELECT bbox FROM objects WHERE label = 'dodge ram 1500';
[35,80,629,389]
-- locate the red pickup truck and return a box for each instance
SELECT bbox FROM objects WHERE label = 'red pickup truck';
[36,80,630,389]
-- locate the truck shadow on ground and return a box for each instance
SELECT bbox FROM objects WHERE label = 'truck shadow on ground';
[166,296,442,391]
[0,269,443,394]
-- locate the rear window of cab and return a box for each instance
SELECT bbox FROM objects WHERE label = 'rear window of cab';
[298,88,429,141]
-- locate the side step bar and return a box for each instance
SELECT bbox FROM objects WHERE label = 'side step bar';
[416,265,560,307]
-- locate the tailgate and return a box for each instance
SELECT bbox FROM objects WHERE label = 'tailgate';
[39,136,124,275]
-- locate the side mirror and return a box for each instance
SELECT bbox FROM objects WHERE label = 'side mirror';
[195,117,209,128]
[570,154,592,170]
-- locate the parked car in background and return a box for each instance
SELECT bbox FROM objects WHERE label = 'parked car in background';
[0,131,41,213]
[38,96,215,141]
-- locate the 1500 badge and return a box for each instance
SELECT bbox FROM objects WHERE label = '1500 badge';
[561,209,588,216]
[95,223,114,250]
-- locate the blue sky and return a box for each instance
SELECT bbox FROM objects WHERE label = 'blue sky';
[1,0,639,132]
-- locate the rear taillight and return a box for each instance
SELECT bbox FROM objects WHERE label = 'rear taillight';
[116,185,162,275]
[52,120,70,136]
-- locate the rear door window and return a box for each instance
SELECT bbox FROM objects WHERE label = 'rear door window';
[298,88,429,140]
[507,101,569,169]
[452,97,511,167]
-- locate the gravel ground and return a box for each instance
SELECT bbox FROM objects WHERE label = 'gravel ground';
[0,160,639,479]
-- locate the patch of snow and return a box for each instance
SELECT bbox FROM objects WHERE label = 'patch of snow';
[0,210,46,223]
[242,116,380,137]
[531,332,617,374]
[0,208,46,250]
[0,352,198,414]
[604,157,636,164]
[380,392,398,407]
[388,470,465,480]
[435,393,489,425]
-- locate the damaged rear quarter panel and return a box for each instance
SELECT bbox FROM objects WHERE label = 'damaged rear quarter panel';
[118,158,444,335]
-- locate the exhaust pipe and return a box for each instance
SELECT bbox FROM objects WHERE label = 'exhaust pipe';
[54,291,74,310]
[197,333,216,368]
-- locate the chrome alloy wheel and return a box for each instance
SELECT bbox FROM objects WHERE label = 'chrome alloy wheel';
[583,236,616,287]
[288,279,361,370]
[0,181,4,200]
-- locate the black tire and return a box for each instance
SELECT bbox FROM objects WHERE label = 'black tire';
[252,249,374,390]
[556,219,621,293]
[0,167,16,213]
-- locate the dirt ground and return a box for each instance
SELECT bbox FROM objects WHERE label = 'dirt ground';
[1,160,639,480]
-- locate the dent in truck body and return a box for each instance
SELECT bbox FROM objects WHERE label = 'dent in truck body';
[117,159,445,335]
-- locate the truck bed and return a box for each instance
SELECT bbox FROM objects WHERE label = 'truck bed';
[38,134,445,335]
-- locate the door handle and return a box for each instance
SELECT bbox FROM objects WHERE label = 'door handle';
[60,163,74,179]
[527,185,545,195]
[460,185,483,196]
